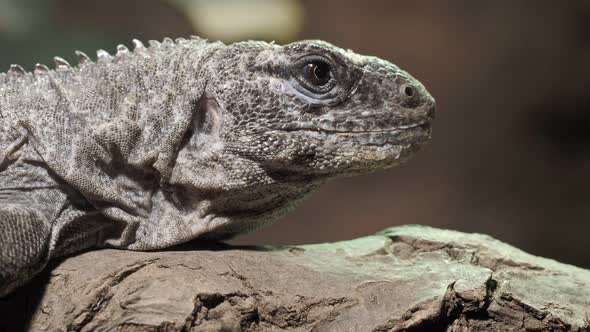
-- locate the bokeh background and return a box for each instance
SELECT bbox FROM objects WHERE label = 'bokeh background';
[1,0,589,269]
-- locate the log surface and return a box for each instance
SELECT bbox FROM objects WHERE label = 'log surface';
[1,225,589,331]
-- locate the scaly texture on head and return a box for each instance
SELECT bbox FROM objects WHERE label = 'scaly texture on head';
[0,37,434,251]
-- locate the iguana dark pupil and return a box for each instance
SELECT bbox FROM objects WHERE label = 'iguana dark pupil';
[306,61,331,86]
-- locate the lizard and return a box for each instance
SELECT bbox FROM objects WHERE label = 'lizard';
[0,36,435,297]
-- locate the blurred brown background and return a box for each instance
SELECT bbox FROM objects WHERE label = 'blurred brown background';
[1,0,588,268]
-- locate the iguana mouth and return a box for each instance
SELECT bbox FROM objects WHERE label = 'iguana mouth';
[282,122,430,134]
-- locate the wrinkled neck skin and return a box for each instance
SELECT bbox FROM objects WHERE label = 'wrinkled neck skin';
[166,154,326,241]
[159,93,330,246]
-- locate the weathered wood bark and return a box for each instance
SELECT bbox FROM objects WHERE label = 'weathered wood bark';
[1,225,589,331]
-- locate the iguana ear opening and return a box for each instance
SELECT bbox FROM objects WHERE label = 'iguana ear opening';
[193,96,222,137]
[180,95,223,150]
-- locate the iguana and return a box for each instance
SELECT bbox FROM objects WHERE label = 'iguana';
[0,36,435,297]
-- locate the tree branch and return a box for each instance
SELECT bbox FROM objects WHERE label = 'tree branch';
[2,225,589,331]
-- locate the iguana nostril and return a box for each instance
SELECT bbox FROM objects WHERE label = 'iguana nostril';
[403,85,415,98]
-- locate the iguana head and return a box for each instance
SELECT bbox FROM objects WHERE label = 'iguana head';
[165,38,436,238]
[197,40,435,178]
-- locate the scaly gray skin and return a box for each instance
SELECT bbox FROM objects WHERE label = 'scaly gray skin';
[0,36,435,297]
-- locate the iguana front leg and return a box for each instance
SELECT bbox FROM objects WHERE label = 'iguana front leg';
[0,203,51,297]
[0,142,76,297]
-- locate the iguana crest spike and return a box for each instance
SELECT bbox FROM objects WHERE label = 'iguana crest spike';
[75,50,91,64]
[54,57,71,70]
[132,39,145,49]
[8,64,25,75]
[34,63,49,74]
[162,37,174,46]
[116,44,130,56]
[96,49,112,62]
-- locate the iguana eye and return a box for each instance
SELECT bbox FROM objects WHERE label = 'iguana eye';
[303,61,332,86]
[294,57,337,95]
